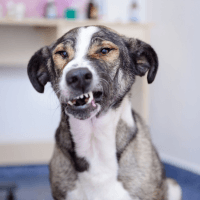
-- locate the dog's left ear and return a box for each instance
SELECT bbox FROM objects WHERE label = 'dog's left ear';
[27,46,51,93]
[124,38,158,84]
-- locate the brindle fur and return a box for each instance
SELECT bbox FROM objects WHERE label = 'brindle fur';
[27,26,181,200]
[50,108,168,200]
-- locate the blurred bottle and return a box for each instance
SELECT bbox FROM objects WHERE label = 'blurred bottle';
[6,1,16,19]
[45,0,57,19]
[15,3,26,20]
[87,0,98,19]
[130,1,139,22]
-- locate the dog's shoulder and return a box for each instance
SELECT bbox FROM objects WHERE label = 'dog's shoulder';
[117,109,167,199]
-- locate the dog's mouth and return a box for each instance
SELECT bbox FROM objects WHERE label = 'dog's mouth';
[64,91,103,120]
[67,91,103,108]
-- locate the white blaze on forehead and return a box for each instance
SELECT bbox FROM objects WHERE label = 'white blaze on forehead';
[59,26,99,98]
[75,26,99,60]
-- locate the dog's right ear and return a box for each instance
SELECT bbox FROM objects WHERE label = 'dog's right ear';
[123,37,158,84]
[27,46,50,93]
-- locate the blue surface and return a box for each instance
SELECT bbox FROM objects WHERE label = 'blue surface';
[164,163,200,200]
[0,163,199,200]
[0,165,53,200]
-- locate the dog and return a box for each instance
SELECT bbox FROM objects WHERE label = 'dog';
[27,25,182,200]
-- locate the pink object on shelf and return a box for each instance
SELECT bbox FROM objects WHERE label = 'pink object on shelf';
[0,0,83,18]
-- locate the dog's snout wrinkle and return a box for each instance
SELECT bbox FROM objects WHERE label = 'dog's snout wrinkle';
[66,67,93,92]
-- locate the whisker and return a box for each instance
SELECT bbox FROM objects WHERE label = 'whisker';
[97,71,112,81]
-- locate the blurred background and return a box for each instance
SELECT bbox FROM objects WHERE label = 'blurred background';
[0,0,200,199]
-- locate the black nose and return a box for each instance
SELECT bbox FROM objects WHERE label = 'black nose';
[66,68,93,91]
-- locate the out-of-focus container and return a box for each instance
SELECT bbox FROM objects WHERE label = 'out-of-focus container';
[130,2,139,22]
[65,8,77,19]
[45,0,57,19]
[87,0,98,19]
[6,1,16,19]
[15,3,26,20]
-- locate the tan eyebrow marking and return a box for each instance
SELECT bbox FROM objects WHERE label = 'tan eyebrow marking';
[53,43,64,53]
[88,40,119,63]
[53,43,75,70]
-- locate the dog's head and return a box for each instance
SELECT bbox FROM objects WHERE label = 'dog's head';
[28,26,158,120]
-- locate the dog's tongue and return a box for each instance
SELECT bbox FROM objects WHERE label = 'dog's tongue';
[92,100,96,107]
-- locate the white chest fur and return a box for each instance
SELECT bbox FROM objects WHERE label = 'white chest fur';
[67,98,133,200]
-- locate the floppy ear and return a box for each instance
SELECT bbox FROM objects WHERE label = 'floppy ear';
[125,38,158,84]
[27,46,50,93]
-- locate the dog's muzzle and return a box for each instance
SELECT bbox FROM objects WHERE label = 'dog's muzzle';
[64,67,103,119]
[66,67,95,107]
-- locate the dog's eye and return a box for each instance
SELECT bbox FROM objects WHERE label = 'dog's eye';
[56,51,68,59]
[101,48,111,55]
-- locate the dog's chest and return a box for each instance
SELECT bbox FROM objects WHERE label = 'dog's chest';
[69,109,120,179]
[67,105,132,200]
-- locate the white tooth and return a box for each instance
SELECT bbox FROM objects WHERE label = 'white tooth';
[90,91,93,99]
[85,93,89,98]
[80,94,84,99]
[76,96,80,99]
[68,101,73,106]
[88,92,93,104]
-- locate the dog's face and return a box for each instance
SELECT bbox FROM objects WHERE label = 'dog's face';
[28,26,158,120]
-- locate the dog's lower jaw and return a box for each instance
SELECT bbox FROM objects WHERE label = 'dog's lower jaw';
[64,103,101,120]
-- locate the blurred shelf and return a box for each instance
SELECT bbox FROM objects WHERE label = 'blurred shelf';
[0,18,153,28]
[0,18,59,27]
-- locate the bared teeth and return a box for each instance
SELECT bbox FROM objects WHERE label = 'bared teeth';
[67,91,94,106]
[85,98,89,103]
[67,99,76,106]
[68,101,73,106]
[72,99,76,104]
[87,92,93,104]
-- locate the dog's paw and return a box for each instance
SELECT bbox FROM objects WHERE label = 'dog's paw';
[67,189,86,200]
[166,178,182,200]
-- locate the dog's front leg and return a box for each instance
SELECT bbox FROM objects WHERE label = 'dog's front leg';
[67,179,134,200]
[66,184,87,200]
[50,145,140,200]
[49,145,79,200]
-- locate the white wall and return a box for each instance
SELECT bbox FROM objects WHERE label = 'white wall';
[146,0,200,173]
[0,67,60,144]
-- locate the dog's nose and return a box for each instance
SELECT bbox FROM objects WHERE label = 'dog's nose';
[66,68,93,91]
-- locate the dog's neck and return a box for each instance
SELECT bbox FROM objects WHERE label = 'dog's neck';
[67,95,135,172]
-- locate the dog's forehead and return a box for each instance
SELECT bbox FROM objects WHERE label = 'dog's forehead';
[55,26,121,49]
[75,26,100,59]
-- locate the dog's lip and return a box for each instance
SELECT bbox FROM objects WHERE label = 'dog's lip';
[66,91,103,107]
[66,100,95,110]
[63,90,103,119]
